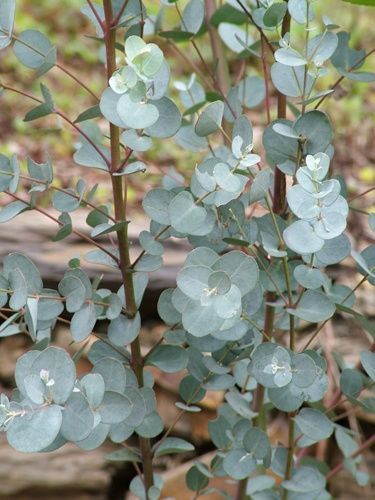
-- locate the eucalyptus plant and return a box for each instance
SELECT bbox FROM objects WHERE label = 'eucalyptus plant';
[0,0,374,499]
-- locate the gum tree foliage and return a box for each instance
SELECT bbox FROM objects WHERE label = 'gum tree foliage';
[0,0,374,499]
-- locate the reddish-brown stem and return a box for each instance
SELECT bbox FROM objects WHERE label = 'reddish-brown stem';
[204,0,231,97]
[5,191,119,263]
[349,186,375,202]
[302,274,369,351]
[261,35,271,124]
[115,147,133,173]
[315,48,375,109]
[15,173,116,222]
[235,0,275,54]
[55,63,99,101]
[174,2,236,121]
[1,85,110,168]
[102,1,154,495]
[86,0,106,33]
[273,11,291,216]
[111,0,130,28]
[0,28,99,100]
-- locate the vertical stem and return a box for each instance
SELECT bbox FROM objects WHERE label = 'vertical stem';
[236,295,275,500]
[277,6,295,498]
[261,35,271,124]
[102,1,154,496]
[204,0,231,96]
[236,7,291,499]
[274,6,291,215]
[301,0,310,115]
[204,0,233,141]
[254,297,275,429]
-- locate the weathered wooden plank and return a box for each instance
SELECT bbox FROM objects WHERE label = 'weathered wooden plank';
[0,210,189,316]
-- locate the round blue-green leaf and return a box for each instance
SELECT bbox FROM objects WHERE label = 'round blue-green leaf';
[121,129,152,151]
[247,475,276,495]
[3,252,43,295]
[185,247,219,268]
[98,391,132,424]
[275,47,307,67]
[186,465,209,491]
[314,234,351,265]
[130,474,163,500]
[213,162,242,192]
[249,343,290,389]
[0,0,16,50]
[76,422,110,451]
[179,375,206,404]
[268,385,304,412]
[13,29,56,71]
[263,119,298,165]
[181,0,204,34]
[146,345,188,373]
[213,284,242,320]
[223,449,257,480]
[295,408,333,441]
[154,437,194,457]
[360,350,375,381]
[0,154,13,192]
[293,111,333,154]
[30,347,76,404]
[212,251,259,295]
[147,60,170,100]
[288,0,314,24]
[243,428,271,460]
[168,191,207,233]
[177,265,211,299]
[23,374,46,405]
[38,289,64,321]
[136,411,164,438]
[143,188,174,225]
[294,265,327,289]
[14,350,40,398]
[340,368,363,397]
[182,300,224,337]
[81,373,105,408]
[284,220,324,254]
[92,357,127,393]
[174,125,208,151]
[58,268,92,313]
[157,288,182,324]
[307,32,338,65]
[108,312,141,346]
[100,87,125,127]
[218,23,254,53]
[145,97,181,138]
[313,212,347,240]
[282,466,326,493]
[117,94,159,129]
[109,420,134,443]
[71,302,97,342]
[291,353,317,388]
[0,201,28,223]
[207,270,231,295]
[286,185,318,219]
[60,392,95,441]
[7,404,62,452]
[195,101,224,136]
[238,76,266,108]
[124,386,147,428]
[263,2,287,26]
[289,290,335,323]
